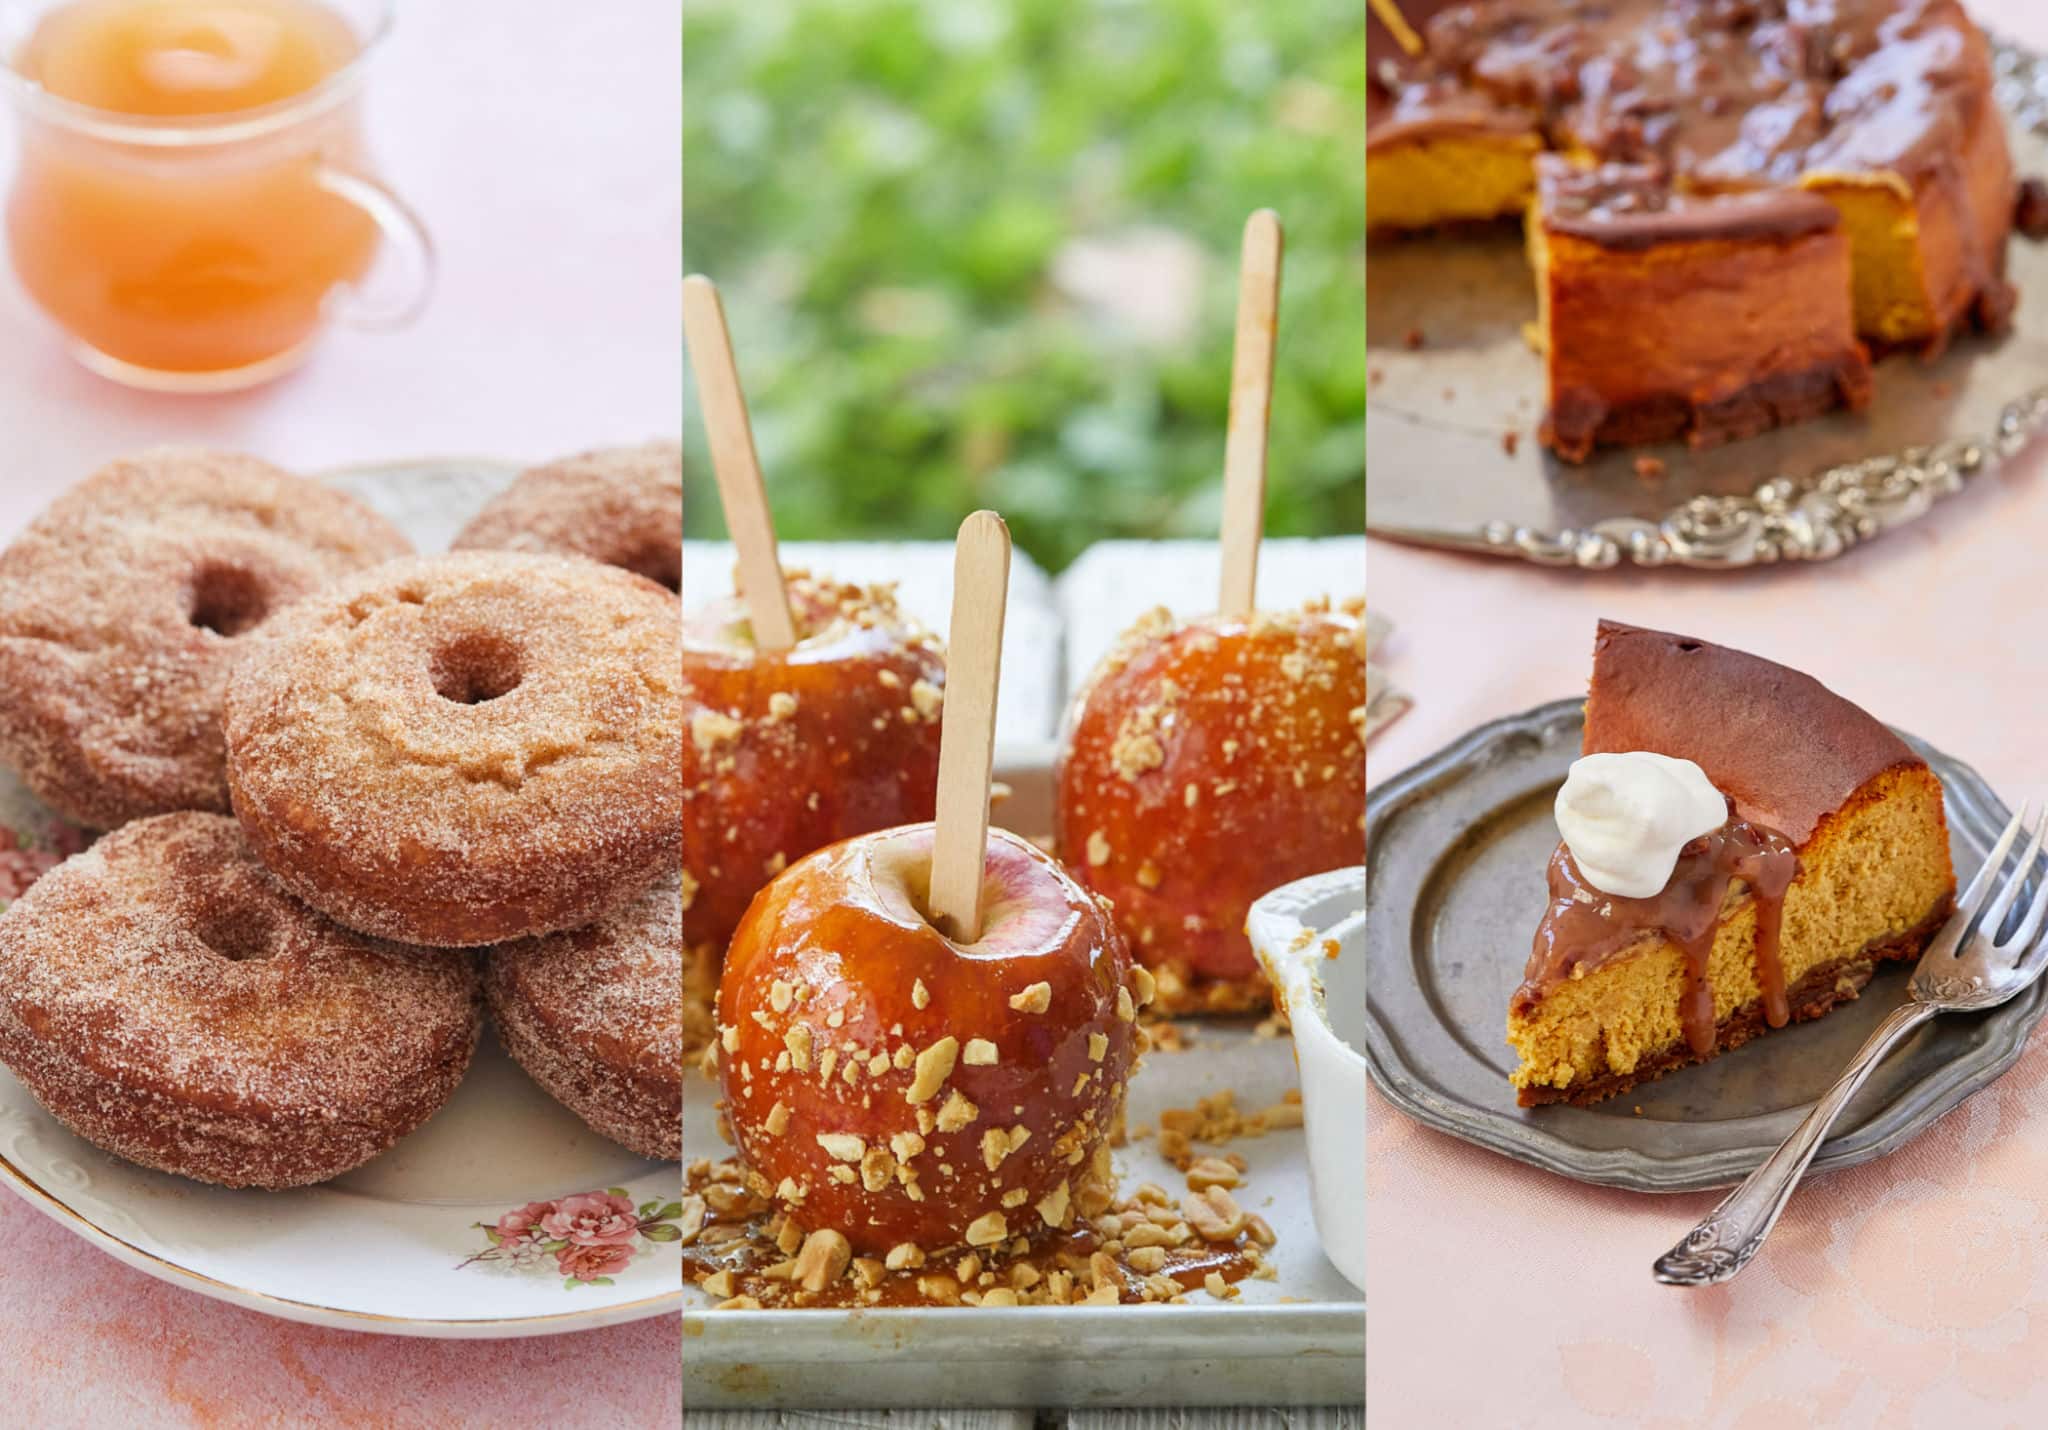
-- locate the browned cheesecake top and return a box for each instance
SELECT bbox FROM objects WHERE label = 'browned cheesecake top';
[1536,154,1841,250]
[1583,620,1922,846]
[1368,0,1993,195]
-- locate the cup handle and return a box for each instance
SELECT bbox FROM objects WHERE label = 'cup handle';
[315,166,436,331]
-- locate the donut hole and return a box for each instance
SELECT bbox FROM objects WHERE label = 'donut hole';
[187,562,270,638]
[194,903,280,963]
[431,632,524,705]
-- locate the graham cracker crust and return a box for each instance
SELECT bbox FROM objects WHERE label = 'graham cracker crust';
[1516,898,1954,1108]
[1543,352,1873,461]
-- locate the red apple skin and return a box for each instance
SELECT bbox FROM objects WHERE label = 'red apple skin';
[1055,600,1366,994]
[683,574,945,952]
[716,824,1139,1256]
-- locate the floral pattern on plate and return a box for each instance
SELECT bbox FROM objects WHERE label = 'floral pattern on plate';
[462,1190,687,1289]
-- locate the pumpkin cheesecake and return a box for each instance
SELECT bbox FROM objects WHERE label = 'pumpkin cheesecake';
[1506,622,1956,1106]
[1530,157,1874,459]
[1369,0,2017,459]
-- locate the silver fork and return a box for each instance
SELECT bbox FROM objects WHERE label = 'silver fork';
[1653,804,2048,1287]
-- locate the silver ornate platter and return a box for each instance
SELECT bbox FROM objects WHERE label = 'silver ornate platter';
[1365,35,2048,570]
[1364,698,2048,1192]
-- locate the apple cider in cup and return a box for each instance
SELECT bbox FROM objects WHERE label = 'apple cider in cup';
[3,0,428,388]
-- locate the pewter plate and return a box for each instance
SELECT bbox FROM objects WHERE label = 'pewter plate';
[1364,35,2048,570]
[1364,698,2048,1192]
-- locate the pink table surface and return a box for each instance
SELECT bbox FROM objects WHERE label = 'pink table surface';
[0,2,680,1425]
[1369,6,2048,1422]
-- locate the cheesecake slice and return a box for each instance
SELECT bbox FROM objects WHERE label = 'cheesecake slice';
[1507,622,1956,1107]
[1529,158,1874,459]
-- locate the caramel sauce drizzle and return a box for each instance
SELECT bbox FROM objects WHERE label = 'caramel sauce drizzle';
[1516,812,1800,1057]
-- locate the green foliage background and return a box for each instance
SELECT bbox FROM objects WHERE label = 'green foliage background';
[682,0,1365,572]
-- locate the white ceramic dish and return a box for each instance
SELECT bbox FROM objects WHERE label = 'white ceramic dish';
[0,457,683,1337]
[1249,867,1366,1294]
[680,749,1365,1409]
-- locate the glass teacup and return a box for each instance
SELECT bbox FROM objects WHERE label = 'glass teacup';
[1,0,432,391]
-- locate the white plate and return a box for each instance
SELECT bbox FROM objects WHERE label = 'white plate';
[0,457,683,1337]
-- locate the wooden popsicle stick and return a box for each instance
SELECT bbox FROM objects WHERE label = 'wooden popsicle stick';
[928,510,1012,944]
[681,273,796,650]
[1368,0,1424,56]
[1218,208,1284,620]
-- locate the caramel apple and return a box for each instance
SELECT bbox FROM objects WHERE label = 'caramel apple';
[683,571,945,952]
[715,823,1147,1258]
[1055,597,1366,1009]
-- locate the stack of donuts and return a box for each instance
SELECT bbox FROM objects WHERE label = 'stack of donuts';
[0,444,684,1189]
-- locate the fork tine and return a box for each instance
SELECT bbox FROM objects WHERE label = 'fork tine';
[1927,803,2029,958]
[1998,815,2048,957]
[2013,930,2048,982]
[1980,809,2048,945]
[2014,933,2048,989]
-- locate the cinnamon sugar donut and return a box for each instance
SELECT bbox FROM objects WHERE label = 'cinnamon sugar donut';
[0,450,410,830]
[452,443,682,593]
[484,873,682,1161]
[223,551,682,947]
[0,813,479,1189]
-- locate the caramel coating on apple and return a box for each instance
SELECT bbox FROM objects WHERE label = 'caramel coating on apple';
[1055,597,1366,992]
[715,824,1144,1256]
[683,571,945,951]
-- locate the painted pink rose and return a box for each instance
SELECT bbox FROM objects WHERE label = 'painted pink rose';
[543,1191,640,1247]
[495,1200,557,1246]
[557,1240,634,1282]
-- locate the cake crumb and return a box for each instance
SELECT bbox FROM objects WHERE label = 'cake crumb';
[2016,176,2048,239]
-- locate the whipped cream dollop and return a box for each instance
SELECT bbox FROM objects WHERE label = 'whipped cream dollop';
[1554,751,1730,899]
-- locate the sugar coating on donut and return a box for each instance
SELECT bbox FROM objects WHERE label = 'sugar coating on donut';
[0,812,480,1189]
[224,551,682,947]
[1055,596,1367,1002]
[682,569,945,951]
[0,450,411,830]
[452,442,682,593]
[485,873,682,1161]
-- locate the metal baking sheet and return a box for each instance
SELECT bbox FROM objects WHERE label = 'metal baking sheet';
[1364,697,2047,1192]
[1364,34,2048,569]
[681,752,1366,1410]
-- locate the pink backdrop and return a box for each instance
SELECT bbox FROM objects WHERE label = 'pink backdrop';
[1369,3,2048,1423]
[0,2,679,1423]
